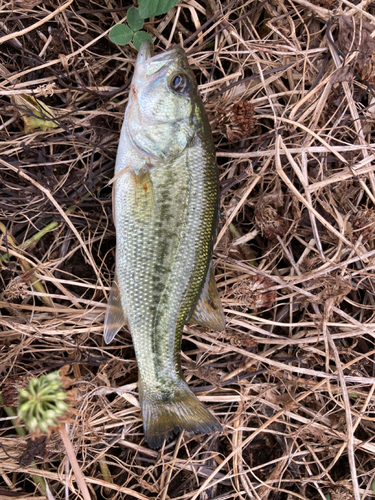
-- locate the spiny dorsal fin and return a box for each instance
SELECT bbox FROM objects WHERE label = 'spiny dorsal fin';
[103,272,127,344]
[189,263,225,331]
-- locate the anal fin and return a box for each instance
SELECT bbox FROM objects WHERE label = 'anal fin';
[104,272,127,344]
[189,263,225,331]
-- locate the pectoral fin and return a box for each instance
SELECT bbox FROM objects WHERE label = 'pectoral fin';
[189,264,225,331]
[131,169,154,221]
[104,272,127,344]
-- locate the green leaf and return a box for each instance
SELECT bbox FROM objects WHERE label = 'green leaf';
[127,7,144,31]
[138,0,155,18]
[133,31,153,51]
[13,94,58,133]
[138,0,178,19]
[109,24,133,46]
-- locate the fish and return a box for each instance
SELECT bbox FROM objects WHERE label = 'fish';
[104,40,225,449]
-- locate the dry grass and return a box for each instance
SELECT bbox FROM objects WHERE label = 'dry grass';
[1,0,375,498]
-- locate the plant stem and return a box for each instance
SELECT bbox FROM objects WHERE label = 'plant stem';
[0,393,26,436]
[59,425,92,500]
[229,223,256,262]
[0,197,85,264]
[0,394,47,494]
[0,202,79,264]
[0,222,54,307]
[98,455,113,496]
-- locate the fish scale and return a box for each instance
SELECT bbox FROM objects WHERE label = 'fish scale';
[117,152,208,383]
[104,41,224,448]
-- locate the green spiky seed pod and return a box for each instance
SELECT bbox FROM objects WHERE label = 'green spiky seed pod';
[18,371,69,434]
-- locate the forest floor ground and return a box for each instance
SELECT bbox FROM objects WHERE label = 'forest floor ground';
[1,0,375,499]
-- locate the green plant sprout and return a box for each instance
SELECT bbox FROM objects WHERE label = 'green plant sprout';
[18,372,92,500]
[109,1,179,49]
[109,7,152,49]
[18,372,69,435]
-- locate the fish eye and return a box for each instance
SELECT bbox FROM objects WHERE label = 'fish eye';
[170,73,189,93]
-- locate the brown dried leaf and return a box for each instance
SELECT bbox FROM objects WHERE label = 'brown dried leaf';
[19,436,48,467]
[338,16,375,84]
[330,65,354,85]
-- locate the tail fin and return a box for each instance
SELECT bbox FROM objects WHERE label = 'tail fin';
[139,380,222,449]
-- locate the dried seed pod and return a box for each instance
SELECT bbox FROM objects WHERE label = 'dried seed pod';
[230,334,256,349]
[232,275,276,312]
[2,376,26,407]
[255,205,289,240]
[216,99,255,141]
[3,279,29,301]
[352,209,375,242]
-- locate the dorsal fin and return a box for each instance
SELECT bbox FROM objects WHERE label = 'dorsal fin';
[189,264,225,331]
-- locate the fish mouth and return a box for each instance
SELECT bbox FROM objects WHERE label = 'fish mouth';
[137,41,185,67]
[136,40,154,64]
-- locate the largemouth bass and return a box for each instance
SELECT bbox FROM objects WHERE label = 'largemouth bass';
[104,41,225,449]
